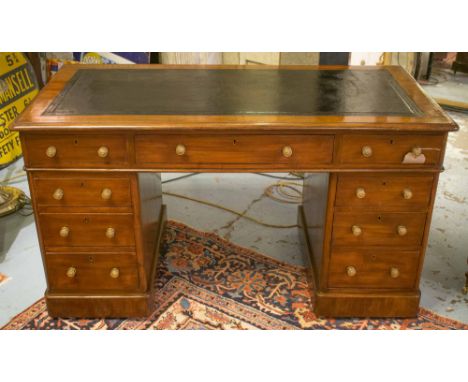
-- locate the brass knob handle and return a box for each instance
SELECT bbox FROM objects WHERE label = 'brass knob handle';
[101,188,112,200]
[66,267,77,278]
[402,188,413,200]
[397,225,407,236]
[97,146,109,158]
[361,146,373,158]
[356,187,366,199]
[390,267,400,278]
[59,226,70,238]
[53,188,64,200]
[175,144,186,156]
[351,225,362,236]
[105,227,115,239]
[412,146,422,157]
[346,266,357,277]
[110,267,120,279]
[46,146,57,158]
[282,146,293,158]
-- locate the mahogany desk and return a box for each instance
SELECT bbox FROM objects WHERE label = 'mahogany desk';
[13,64,458,318]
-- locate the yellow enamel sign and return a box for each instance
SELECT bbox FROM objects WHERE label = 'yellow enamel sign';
[0,53,39,168]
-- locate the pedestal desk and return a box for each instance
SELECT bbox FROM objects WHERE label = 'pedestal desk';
[13,64,458,318]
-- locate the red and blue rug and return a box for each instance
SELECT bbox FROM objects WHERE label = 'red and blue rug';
[2,221,467,330]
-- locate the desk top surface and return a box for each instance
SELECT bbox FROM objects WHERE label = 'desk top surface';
[14,64,457,132]
[43,68,419,117]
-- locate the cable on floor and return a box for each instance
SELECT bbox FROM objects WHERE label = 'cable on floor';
[162,173,304,227]
[16,194,34,216]
[161,173,199,184]
[264,181,303,204]
[163,191,298,229]
[0,171,27,185]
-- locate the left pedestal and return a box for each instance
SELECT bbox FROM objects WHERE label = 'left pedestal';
[28,171,166,318]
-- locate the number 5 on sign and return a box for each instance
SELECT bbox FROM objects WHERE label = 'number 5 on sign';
[0,52,39,169]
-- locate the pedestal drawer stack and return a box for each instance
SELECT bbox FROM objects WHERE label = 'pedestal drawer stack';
[309,133,445,317]
[330,173,435,290]
[23,135,165,317]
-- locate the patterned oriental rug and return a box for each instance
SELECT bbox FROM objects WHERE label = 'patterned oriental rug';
[3,221,467,330]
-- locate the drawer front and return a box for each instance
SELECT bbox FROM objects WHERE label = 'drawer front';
[32,174,132,208]
[135,134,334,168]
[338,134,445,166]
[332,212,427,246]
[25,134,128,168]
[40,213,135,248]
[328,248,419,289]
[335,173,434,211]
[46,252,139,291]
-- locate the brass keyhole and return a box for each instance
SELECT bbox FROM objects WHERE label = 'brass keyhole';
[84,217,89,224]
[233,139,237,145]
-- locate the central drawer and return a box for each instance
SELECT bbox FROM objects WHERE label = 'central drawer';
[134,134,334,168]
[40,213,136,248]
[332,212,427,247]
[45,252,139,292]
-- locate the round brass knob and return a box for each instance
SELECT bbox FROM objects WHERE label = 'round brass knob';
[390,267,400,278]
[351,225,362,236]
[397,225,408,236]
[412,146,422,157]
[46,146,57,158]
[402,188,413,200]
[282,146,293,158]
[110,267,120,279]
[175,144,186,156]
[66,267,77,278]
[101,188,112,200]
[356,187,366,199]
[346,266,357,277]
[97,146,109,158]
[53,188,64,200]
[361,146,373,158]
[59,226,70,238]
[105,227,115,239]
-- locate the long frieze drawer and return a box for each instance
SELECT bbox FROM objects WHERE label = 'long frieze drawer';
[328,248,419,289]
[337,134,445,166]
[332,212,427,246]
[24,134,129,168]
[335,173,434,211]
[40,213,135,248]
[32,174,132,208]
[45,252,139,292]
[134,134,334,168]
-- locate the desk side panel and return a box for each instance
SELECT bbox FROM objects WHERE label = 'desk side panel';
[301,173,334,289]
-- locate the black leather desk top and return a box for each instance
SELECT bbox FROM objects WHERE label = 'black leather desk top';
[44,68,421,117]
